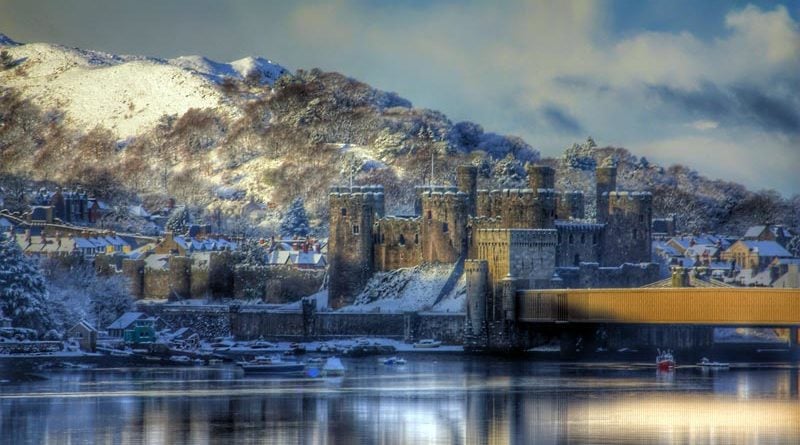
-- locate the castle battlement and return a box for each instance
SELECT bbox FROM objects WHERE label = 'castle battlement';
[555,221,605,231]
[465,259,489,273]
[604,191,653,199]
[329,185,385,195]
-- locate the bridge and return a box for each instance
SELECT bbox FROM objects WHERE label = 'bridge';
[518,288,800,326]
[471,287,800,353]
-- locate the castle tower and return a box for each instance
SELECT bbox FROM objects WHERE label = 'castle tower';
[420,190,469,263]
[557,191,585,220]
[601,191,652,266]
[168,256,192,300]
[501,274,517,321]
[122,258,145,299]
[328,185,384,308]
[465,259,489,336]
[526,164,555,192]
[456,165,478,217]
[596,159,617,223]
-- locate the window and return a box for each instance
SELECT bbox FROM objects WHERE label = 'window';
[442,223,449,233]
[427,210,432,220]
[592,234,598,245]
[633,228,638,239]
[569,234,574,244]
[352,225,359,235]
[398,234,405,245]
[415,233,419,244]
[574,254,580,266]
[580,233,585,244]
[341,208,347,216]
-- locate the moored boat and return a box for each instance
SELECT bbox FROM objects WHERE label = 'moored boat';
[413,339,442,349]
[697,357,730,370]
[656,349,675,371]
[322,357,346,376]
[238,356,306,374]
[382,356,407,365]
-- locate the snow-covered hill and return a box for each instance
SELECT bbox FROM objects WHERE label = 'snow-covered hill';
[0,35,287,137]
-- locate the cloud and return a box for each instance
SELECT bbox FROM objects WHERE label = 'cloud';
[541,104,583,135]
[690,120,719,131]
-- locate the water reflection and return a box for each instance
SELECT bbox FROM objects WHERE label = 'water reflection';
[1,359,799,444]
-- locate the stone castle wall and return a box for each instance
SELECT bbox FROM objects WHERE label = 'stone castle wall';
[374,216,422,270]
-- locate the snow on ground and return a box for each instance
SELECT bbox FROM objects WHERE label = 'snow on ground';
[0,40,286,138]
[431,273,465,313]
[339,263,461,313]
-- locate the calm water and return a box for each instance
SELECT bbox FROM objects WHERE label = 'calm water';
[2,356,799,444]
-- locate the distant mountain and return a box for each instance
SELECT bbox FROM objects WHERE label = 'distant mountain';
[0,35,797,236]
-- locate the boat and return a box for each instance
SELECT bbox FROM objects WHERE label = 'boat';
[306,357,324,364]
[656,349,676,371]
[413,339,442,349]
[382,356,407,366]
[238,356,306,374]
[208,358,223,365]
[697,357,730,370]
[169,355,193,366]
[322,357,346,376]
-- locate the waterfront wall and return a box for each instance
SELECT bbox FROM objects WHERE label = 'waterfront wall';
[138,303,465,344]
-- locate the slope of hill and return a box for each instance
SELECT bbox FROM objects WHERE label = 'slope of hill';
[0,34,797,237]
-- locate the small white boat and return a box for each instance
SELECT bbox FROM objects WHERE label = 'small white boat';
[169,355,193,365]
[208,358,223,365]
[697,357,730,370]
[238,356,306,374]
[413,339,442,349]
[306,357,324,364]
[382,356,407,365]
[322,357,346,376]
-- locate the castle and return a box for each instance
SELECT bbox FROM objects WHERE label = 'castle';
[328,161,659,315]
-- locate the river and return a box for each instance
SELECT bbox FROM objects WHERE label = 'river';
[2,355,799,444]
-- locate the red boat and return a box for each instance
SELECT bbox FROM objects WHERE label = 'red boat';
[656,349,675,371]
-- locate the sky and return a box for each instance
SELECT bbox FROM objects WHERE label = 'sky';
[1,0,798,194]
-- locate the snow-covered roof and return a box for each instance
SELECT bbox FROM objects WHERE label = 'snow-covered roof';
[0,217,13,228]
[129,205,151,218]
[684,245,718,258]
[70,320,98,333]
[743,225,767,239]
[742,240,792,258]
[107,312,145,330]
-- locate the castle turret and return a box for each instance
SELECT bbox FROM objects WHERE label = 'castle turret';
[328,185,384,308]
[501,274,517,321]
[465,259,489,336]
[168,256,192,300]
[526,164,555,192]
[596,158,617,223]
[557,191,585,220]
[601,191,652,265]
[420,190,469,263]
[456,165,478,217]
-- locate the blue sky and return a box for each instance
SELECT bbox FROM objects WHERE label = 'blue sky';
[1,0,798,194]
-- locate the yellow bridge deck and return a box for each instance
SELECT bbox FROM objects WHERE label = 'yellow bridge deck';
[518,288,800,325]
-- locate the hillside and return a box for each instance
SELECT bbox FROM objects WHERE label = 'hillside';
[0,34,797,237]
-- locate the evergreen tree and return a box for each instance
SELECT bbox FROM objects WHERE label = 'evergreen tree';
[165,206,191,234]
[280,198,310,238]
[0,50,14,70]
[0,233,53,334]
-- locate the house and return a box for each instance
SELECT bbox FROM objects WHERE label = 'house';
[88,199,111,223]
[106,311,170,339]
[743,224,795,247]
[67,320,98,352]
[106,312,147,338]
[722,240,793,271]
